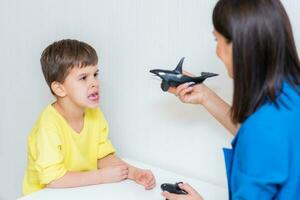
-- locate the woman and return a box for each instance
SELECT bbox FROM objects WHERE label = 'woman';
[162,0,300,199]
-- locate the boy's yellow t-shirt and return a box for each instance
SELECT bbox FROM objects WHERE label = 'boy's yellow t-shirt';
[22,104,116,195]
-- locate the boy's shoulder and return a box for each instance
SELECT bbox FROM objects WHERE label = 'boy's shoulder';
[28,104,60,134]
[30,105,106,135]
[37,104,61,125]
[28,104,62,140]
[35,105,105,124]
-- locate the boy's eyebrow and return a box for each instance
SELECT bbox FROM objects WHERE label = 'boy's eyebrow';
[77,73,87,78]
[77,69,99,77]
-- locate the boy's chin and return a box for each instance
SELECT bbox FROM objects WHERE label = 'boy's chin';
[85,101,100,108]
[86,103,99,108]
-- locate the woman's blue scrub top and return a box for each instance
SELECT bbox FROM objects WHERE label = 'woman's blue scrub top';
[224,83,300,199]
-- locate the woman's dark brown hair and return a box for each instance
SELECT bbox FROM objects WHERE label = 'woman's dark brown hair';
[213,0,300,124]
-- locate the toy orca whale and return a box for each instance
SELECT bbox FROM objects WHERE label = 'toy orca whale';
[161,182,187,195]
[150,57,218,92]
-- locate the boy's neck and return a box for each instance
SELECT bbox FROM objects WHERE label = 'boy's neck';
[53,99,85,123]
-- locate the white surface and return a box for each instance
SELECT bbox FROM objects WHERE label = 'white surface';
[1,0,299,200]
[17,158,228,200]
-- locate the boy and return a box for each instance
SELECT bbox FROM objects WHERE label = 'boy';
[22,39,156,195]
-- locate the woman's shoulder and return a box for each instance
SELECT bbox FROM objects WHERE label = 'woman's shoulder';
[235,113,288,156]
[246,82,300,126]
[237,83,300,146]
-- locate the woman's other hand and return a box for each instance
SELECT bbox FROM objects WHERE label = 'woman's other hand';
[161,183,204,200]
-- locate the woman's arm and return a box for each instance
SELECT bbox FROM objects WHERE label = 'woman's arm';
[202,85,238,135]
[169,82,238,135]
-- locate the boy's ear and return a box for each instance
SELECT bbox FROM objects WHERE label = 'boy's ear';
[51,81,66,97]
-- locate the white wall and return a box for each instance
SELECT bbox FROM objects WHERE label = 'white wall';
[0,0,299,199]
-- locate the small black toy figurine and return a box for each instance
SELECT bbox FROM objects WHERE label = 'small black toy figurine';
[161,182,188,200]
[150,57,218,92]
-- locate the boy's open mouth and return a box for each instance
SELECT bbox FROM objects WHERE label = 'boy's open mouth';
[88,92,99,101]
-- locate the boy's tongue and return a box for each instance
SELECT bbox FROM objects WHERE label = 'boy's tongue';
[88,93,98,100]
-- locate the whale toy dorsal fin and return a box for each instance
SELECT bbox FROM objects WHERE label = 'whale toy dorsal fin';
[173,57,185,74]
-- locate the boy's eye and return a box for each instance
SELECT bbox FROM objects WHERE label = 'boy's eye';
[80,76,87,81]
[94,72,99,77]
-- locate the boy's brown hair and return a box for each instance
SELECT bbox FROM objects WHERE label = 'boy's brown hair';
[40,39,98,94]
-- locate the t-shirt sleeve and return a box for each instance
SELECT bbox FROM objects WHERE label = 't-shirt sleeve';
[97,110,116,159]
[231,121,289,199]
[34,126,67,185]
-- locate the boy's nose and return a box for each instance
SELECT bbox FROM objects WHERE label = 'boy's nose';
[90,79,99,88]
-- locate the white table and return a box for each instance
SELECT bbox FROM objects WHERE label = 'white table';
[18,158,228,200]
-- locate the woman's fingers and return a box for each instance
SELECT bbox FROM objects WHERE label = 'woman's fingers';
[178,183,197,195]
[162,191,181,200]
[167,70,195,94]
[176,82,194,96]
[178,86,194,103]
[168,87,177,94]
